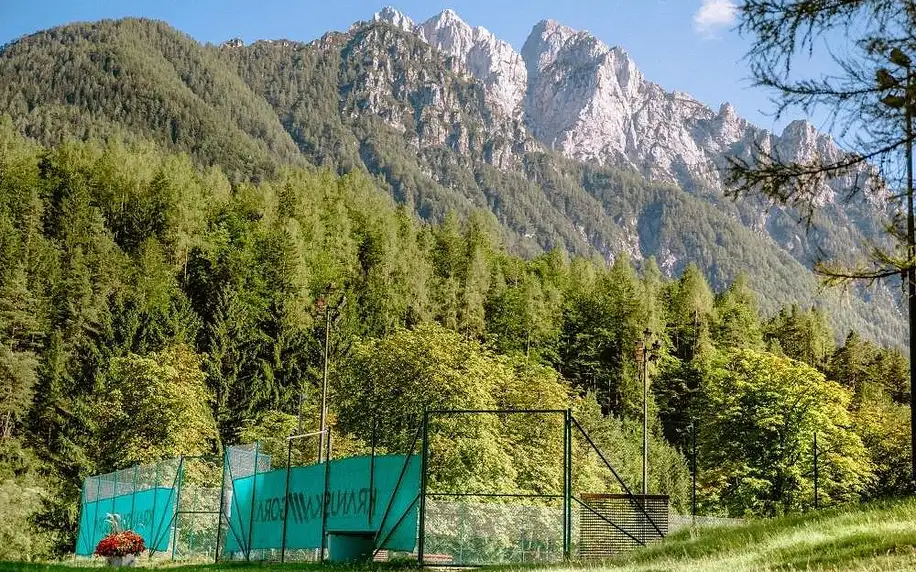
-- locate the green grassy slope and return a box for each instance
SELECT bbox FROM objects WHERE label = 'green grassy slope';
[592,498,916,571]
[4,499,916,572]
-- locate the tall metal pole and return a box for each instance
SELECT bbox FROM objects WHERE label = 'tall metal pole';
[246,445,259,562]
[320,431,332,562]
[280,438,293,563]
[318,301,331,464]
[171,456,185,561]
[417,412,430,566]
[906,66,916,486]
[642,330,650,497]
[691,423,697,526]
[562,409,570,560]
[214,449,227,564]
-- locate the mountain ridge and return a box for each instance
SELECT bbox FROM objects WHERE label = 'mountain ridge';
[0,12,904,345]
[369,7,888,266]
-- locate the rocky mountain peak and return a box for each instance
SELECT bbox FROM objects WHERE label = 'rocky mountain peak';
[435,8,461,23]
[780,119,819,147]
[351,7,871,259]
[415,10,527,117]
[522,20,579,81]
[719,102,737,120]
[221,37,244,49]
[360,7,528,117]
[373,6,414,31]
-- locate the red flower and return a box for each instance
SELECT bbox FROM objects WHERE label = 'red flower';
[95,530,146,557]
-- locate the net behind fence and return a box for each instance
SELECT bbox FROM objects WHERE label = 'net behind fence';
[218,444,273,562]
[171,457,222,562]
[423,496,564,565]
[576,494,668,559]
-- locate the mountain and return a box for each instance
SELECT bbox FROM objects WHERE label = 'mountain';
[0,12,903,344]
[372,7,885,268]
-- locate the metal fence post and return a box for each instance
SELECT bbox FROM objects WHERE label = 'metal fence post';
[92,477,102,545]
[112,470,118,523]
[129,465,138,530]
[691,423,697,526]
[813,432,819,509]
[171,456,185,561]
[417,411,430,566]
[281,438,293,563]
[369,414,377,527]
[214,449,227,564]
[150,463,160,548]
[246,444,260,561]
[320,431,332,562]
[563,409,571,560]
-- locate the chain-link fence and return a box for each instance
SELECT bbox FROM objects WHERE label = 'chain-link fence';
[77,456,222,562]
[567,416,668,560]
[423,496,565,565]
[171,456,222,562]
[272,432,323,564]
[414,410,673,565]
[78,409,685,566]
[417,410,570,566]
[669,513,744,533]
[217,443,273,562]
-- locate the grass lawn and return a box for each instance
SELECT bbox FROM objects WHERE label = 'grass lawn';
[4,498,916,572]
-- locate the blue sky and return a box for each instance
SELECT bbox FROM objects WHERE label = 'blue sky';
[0,0,829,135]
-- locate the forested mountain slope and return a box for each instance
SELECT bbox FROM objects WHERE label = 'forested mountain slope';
[0,19,302,180]
[0,16,903,343]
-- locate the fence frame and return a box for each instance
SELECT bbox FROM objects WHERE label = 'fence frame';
[78,455,223,562]
[415,408,667,566]
[417,408,570,566]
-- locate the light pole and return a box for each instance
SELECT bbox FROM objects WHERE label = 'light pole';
[689,422,697,525]
[878,48,916,483]
[315,285,346,464]
[637,328,661,496]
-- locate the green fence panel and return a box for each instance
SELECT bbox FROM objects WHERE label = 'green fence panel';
[76,487,175,555]
[224,455,420,554]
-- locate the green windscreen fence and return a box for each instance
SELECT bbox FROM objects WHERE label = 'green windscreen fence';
[76,461,182,556]
[76,487,176,556]
[222,454,420,556]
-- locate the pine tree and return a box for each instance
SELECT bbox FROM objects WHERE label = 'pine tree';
[830,331,876,392]
[765,305,835,371]
[712,273,764,350]
[668,263,715,361]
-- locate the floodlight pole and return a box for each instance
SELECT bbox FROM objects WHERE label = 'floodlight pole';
[637,329,661,498]
[690,423,697,525]
[318,297,331,463]
[642,336,648,497]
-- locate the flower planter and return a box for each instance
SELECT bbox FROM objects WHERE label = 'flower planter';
[104,554,136,567]
[95,527,145,565]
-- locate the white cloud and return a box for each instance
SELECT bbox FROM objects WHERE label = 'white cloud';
[693,0,737,38]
